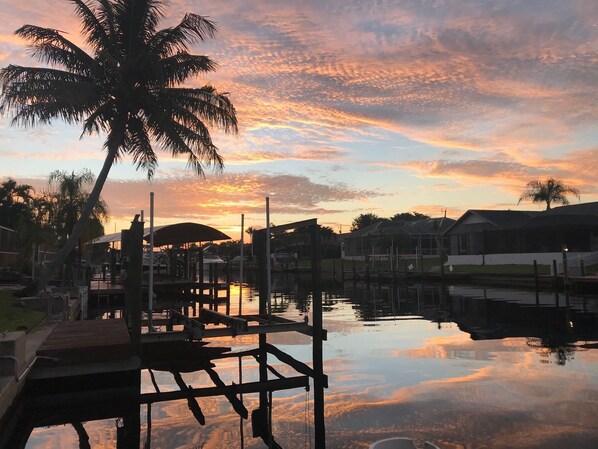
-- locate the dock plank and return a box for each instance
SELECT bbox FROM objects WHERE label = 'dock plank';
[36,319,132,363]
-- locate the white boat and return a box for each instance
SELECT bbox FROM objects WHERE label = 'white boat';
[370,438,440,449]
[203,254,225,264]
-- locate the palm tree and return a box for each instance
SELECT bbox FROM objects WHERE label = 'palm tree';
[0,0,237,290]
[518,178,580,211]
[0,178,34,228]
[47,169,108,283]
[47,169,108,246]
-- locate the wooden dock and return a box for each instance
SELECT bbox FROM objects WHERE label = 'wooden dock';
[28,319,139,381]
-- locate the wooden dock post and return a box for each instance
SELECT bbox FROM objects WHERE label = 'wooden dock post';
[123,215,143,356]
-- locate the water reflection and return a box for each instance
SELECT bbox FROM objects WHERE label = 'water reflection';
[8,276,598,448]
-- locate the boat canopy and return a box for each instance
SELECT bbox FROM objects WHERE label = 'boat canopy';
[91,222,230,246]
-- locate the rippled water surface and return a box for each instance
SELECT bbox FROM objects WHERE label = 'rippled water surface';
[22,276,598,448]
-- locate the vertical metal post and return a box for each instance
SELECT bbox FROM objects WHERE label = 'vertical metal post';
[148,192,154,331]
[239,214,244,316]
[266,197,271,318]
[310,223,326,448]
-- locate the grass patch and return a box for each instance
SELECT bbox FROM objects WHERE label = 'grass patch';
[0,290,46,333]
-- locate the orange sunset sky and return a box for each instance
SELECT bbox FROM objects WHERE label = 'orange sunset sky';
[1,0,597,239]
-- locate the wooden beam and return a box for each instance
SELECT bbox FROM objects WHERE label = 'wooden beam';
[172,371,205,425]
[140,331,190,343]
[170,310,205,339]
[198,308,248,332]
[241,314,327,339]
[265,343,329,387]
[202,321,312,338]
[205,367,248,418]
[208,348,260,360]
[140,376,309,404]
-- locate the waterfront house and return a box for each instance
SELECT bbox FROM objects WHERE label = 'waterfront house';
[342,217,455,260]
[444,201,598,268]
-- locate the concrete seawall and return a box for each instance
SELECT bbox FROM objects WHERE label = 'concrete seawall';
[0,320,58,425]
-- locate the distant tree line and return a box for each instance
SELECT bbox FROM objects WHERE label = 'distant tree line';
[350,212,430,232]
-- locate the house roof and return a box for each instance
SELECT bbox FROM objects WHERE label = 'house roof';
[444,201,598,235]
[545,201,598,217]
[521,214,598,229]
[443,210,538,234]
[345,217,455,238]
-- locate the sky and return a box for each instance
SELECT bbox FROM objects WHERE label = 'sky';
[1,0,597,239]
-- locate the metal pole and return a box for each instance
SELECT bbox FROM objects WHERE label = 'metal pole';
[266,198,271,318]
[239,214,244,316]
[148,192,154,331]
[310,223,326,448]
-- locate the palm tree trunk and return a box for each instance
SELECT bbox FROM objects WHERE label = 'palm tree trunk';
[36,147,118,292]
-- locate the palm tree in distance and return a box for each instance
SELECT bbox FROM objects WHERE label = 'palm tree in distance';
[518,178,580,211]
[47,169,108,247]
[0,0,238,290]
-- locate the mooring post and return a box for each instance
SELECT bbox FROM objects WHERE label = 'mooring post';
[123,215,143,357]
[108,247,115,285]
[310,223,326,448]
[562,246,569,293]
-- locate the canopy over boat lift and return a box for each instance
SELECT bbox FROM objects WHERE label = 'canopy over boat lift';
[91,222,231,247]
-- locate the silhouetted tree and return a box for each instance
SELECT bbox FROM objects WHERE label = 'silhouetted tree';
[350,213,384,231]
[0,178,34,228]
[390,212,430,222]
[518,178,580,210]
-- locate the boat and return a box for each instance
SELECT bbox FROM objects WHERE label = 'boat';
[370,438,440,449]
[203,254,225,264]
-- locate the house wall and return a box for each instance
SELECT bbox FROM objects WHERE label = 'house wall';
[0,226,19,269]
[343,234,446,258]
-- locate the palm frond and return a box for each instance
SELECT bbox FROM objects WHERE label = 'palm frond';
[82,102,116,135]
[16,25,97,75]
[69,0,112,52]
[158,53,217,86]
[126,115,157,178]
[149,14,217,58]
[1,65,100,127]
[146,109,223,177]
[164,86,238,133]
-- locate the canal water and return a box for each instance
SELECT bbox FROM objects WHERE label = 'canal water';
[20,275,598,448]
